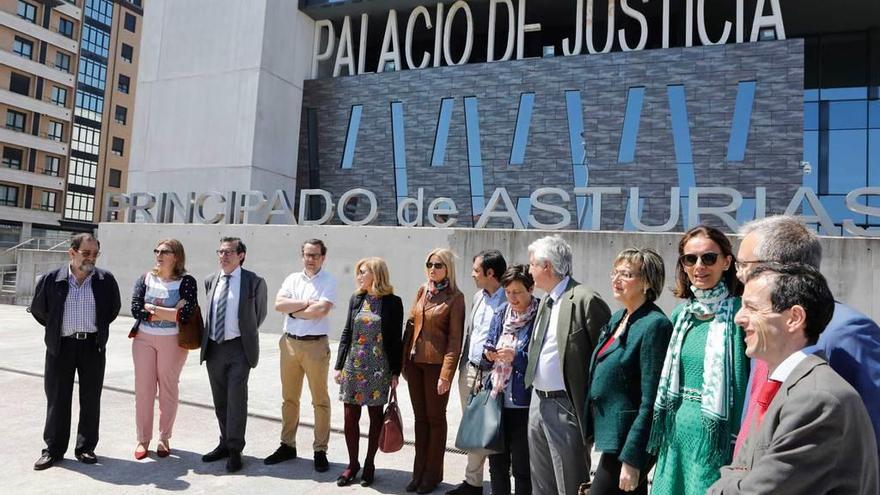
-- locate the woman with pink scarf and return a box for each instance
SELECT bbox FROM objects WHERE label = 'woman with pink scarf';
[482,264,539,495]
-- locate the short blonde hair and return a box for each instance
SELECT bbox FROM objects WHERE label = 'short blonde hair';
[354,257,394,296]
[614,247,665,302]
[425,248,457,291]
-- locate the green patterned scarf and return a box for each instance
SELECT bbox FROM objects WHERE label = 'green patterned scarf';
[648,283,739,464]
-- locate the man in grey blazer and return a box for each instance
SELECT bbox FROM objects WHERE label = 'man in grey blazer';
[709,263,878,495]
[524,235,610,495]
[200,237,268,473]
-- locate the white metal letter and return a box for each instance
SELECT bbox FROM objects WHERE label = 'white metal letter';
[586,0,615,54]
[406,7,432,69]
[562,0,583,56]
[311,19,335,79]
[333,16,356,77]
[377,10,402,72]
[750,0,786,41]
[619,0,648,51]
[517,0,542,60]
[488,0,515,62]
[444,1,474,66]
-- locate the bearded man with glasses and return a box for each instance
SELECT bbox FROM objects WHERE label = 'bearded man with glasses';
[30,233,120,470]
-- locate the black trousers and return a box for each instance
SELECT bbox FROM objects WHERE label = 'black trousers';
[590,453,649,495]
[43,335,105,457]
[206,338,251,452]
[489,407,531,495]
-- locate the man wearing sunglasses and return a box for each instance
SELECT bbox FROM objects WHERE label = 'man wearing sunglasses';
[200,237,268,472]
[734,216,880,466]
[30,233,121,470]
[265,239,337,473]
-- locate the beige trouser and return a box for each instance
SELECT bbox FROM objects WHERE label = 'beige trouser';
[458,361,488,486]
[279,335,331,452]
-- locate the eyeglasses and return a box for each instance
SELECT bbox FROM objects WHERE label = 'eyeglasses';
[216,249,237,256]
[357,269,371,276]
[610,269,639,280]
[734,259,773,272]
[75,249,100,258]
[425,262,445,269]
[153,249,173,256]
[303,253,323,260]
[680,252,720,267]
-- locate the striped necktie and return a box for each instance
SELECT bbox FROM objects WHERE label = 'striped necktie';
[213,274,231,342]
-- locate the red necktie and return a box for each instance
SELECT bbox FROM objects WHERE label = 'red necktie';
[755,379,782,424]
[734,360,769,457]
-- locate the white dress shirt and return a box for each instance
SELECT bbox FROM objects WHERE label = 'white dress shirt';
[211,266,242,341]
[769,350,810,382]
[532,276,570,392]
[279,269,337,336]
[468,286,506,365]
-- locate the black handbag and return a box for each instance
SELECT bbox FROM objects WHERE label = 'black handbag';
[454,377,505,456]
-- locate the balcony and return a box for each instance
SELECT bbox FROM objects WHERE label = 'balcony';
[0,88,71,121]
[0,50,75,87]
[0,127,67,155]
[0,204,61,225]
[0,167,64,190]
[55,1,81,20]
[0,10,77,53]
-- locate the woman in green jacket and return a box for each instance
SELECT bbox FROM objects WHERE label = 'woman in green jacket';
[586,248,672,495]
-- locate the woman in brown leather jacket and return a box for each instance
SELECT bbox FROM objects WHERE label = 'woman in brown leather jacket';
[402,247,465,494]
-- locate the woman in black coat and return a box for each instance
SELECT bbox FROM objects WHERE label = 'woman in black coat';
[333,257,403,487]
[585,248,673,494]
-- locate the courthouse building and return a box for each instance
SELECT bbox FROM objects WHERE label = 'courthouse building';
[124,0,878,236]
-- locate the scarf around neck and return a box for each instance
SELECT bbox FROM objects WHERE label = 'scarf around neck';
[490,297,539,398]
[648,282,739,464]
[426,278,450,300]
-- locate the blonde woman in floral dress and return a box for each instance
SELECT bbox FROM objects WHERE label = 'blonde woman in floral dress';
[334,257,403,487]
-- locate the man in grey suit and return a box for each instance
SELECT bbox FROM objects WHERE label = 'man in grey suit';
[200,237,268,473]
[525,235,610,495]
[708,263,878,494]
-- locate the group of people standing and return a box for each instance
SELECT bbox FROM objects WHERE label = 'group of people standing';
[28,215,880,495]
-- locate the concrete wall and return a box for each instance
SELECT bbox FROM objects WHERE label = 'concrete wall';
[15,248,69,305]
[127,0,314,206]
[298,39,804,230]
[96,223,880,337]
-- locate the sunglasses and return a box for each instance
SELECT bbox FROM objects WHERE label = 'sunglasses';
[425,262,445,269]
[680,252,720,267]
[153,249,173,256]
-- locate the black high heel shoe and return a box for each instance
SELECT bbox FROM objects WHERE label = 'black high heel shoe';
[336,464,360,487]
[360,464,375,487]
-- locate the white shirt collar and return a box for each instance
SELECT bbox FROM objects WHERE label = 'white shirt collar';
[549,276,570,302]
[769,350,809,382]
[221,266,242,279]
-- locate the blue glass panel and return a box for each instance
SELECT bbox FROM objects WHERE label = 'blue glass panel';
[827,129,867,194]
[820,195,866,229]
[516,197,531,227]
[804,102,819,131]
[667,85,694,164]
[618,87,644,163]
[869,100,879,129]
[431,98,454,166]
[565,90,588,224]
[820,87,868,101]
[510,93,535,165]
[572,164,588,189]
[802,131,819,190]
[623,196,645,232]
[391,102,408,198]
[736,198,756,225]
[464,97,485,216]
[804,89,819,102]
[828,100,868,130]
[340,105,362,169]
[677,162,696,192]
[869,129,880,189]
[726,81,756,162]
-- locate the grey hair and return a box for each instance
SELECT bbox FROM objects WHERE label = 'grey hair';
[739,215,822,269]
[528,235,572,278]
[615,247,666,302]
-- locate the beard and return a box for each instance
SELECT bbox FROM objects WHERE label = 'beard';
[79,261,96,274]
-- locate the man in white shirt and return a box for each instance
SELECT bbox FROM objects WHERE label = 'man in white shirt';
[709,263,878,494]
[264,239,337,473]
[448,250,507,495]
[524,235,610,495]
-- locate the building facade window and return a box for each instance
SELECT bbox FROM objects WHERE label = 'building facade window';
[121,43,133,63]
[44,155,60,176]
[55,52,71,73]
[64,191,94,221]
[108,168,121,188]
[9,73,31,96]
[6,110,26,132]
[118,74,130,94]
[68,156,97,187]
[39,191,56,211]
[58,18,74,38]
[75,90,104,122]
[51,86,67,106]
[82,25,110,58]
[47,121,63,141]
[78,59,107,90]
[115,105,127,125]
[71,125,101,155]
[17,1,36,23]
[2,148,23,170]
[111,137,124,156]
[0,185,19,207]
[13,36,33,59]
[124,12,136,32]
[84,0,113,26]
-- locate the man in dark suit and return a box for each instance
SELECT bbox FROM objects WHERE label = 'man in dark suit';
[200,237,267,473]
[709,263,878,494]
[524,235,610,495]
[30,233,121,470]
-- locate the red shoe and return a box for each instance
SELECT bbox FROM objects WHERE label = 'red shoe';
[134,444,148,460]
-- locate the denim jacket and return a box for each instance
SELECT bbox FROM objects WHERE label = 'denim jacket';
[480,300,537,407]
